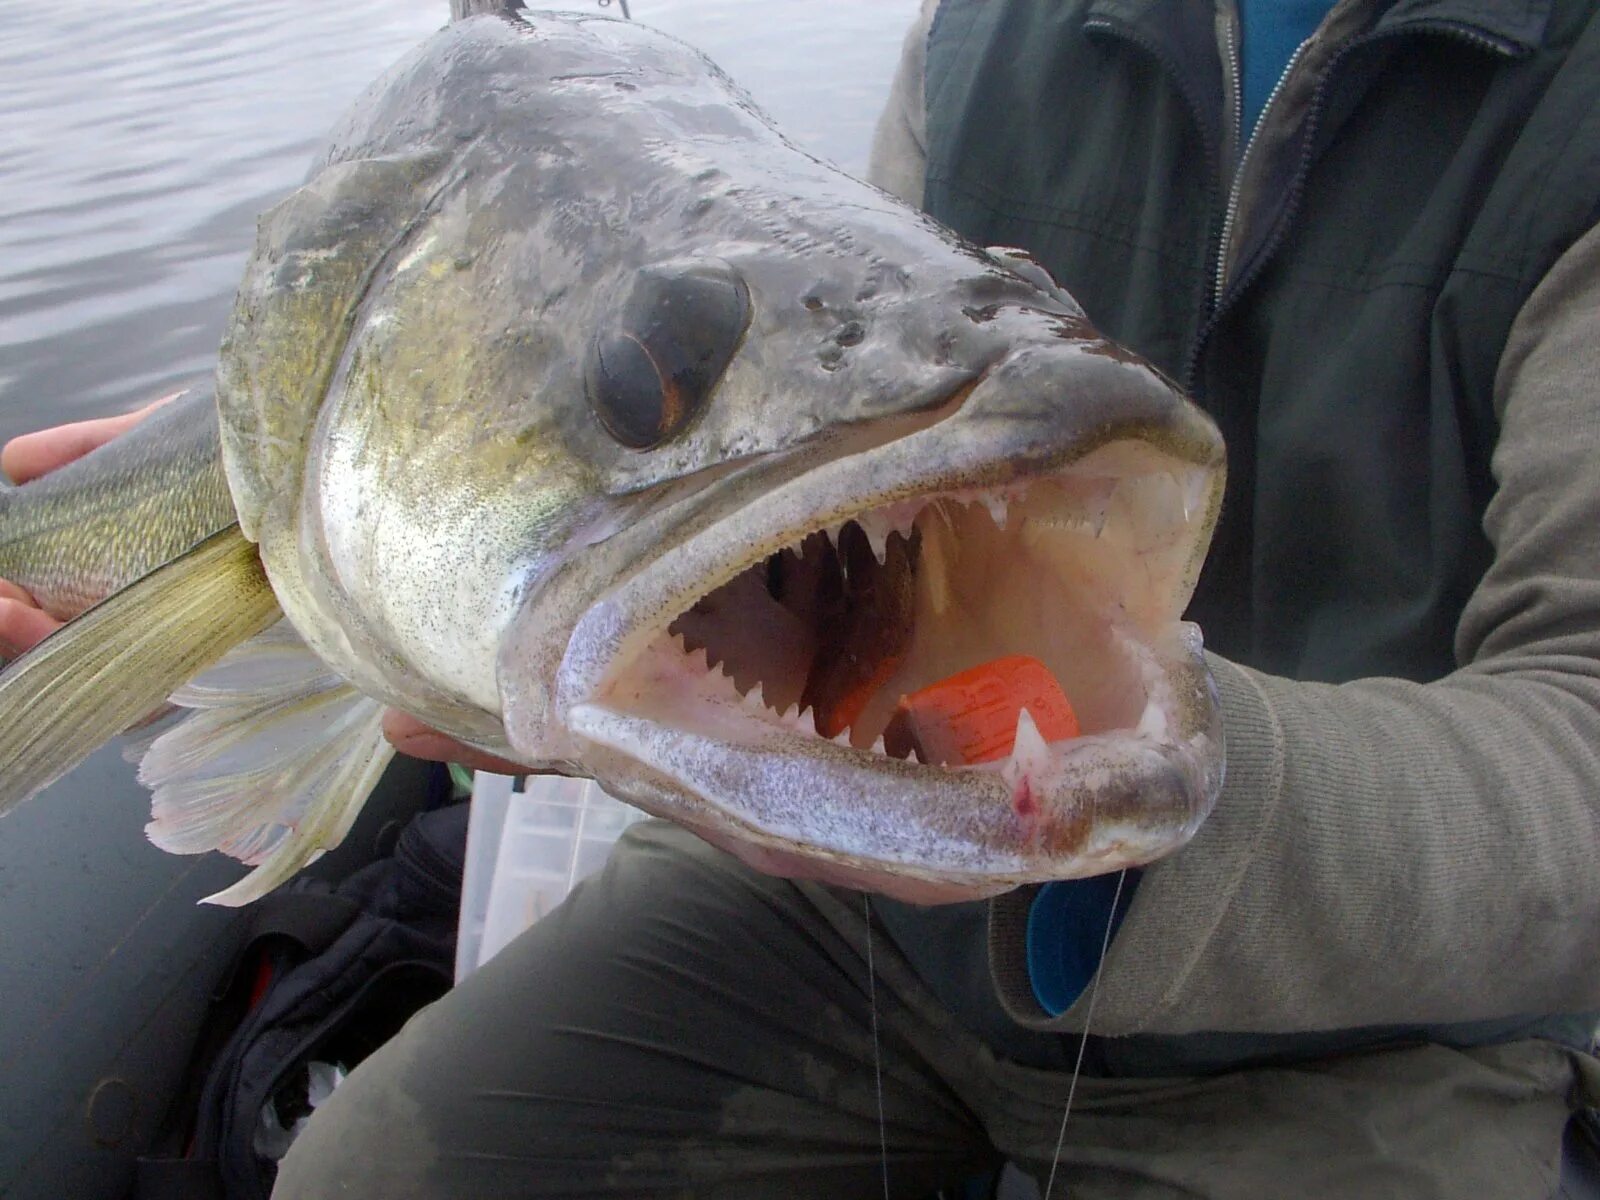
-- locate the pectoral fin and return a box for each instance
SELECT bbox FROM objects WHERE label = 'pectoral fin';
[139,620,394,906]
[0,525,280,814]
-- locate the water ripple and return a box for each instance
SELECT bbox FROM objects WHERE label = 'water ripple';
[0,0,917,443]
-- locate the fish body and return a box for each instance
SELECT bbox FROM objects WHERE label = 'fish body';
[0,391,232,621]
[0,10,1226,903]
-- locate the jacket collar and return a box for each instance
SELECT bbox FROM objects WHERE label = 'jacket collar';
[1082,0,1551,58]
[1373,0,1552,53]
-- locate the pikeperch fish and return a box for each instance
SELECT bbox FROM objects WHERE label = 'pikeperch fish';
[0,7,1226,905]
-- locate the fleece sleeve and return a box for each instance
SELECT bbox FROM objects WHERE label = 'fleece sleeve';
[989,221,1600,1035]
[865,0,936,210]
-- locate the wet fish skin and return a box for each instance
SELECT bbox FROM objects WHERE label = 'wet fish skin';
[0,10,1228,898]
[224,13,1213,746]
[0,389,233,622]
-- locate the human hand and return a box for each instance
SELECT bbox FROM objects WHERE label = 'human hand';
[380,710,541,776]
[383,716,1012,904]
[0,578,61,660]
[0,398,176,486]
[0,394,179,658]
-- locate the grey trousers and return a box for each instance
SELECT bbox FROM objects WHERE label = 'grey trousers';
[274,820,1588,1199]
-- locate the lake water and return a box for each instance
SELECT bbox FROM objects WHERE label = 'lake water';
[0,0,921,446]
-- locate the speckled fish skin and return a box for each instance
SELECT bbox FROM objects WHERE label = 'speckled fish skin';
[5,10,1230,888]
[0,390,233,622]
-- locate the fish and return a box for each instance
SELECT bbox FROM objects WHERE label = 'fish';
[0,6,1226,906]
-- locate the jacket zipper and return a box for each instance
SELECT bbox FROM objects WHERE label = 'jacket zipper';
[1184,17,1523,389]
[1212,38,1313,312]
[1220,11,1241,169]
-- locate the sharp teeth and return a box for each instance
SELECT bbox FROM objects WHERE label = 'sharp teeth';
[831,729,853,748]
[869,734,887,756]
[893,504,921,539]
[1169,471,1191,521]
[864,523,890,564]
[981,493,1008,529]
[705,653,744,698]
[879,499,926,542]
[1179,467,1209,521]
[1008,706,1053,773]
[917,504,953,616]
[850,507,911,565]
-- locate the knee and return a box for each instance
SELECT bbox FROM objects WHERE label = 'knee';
[271,1031,439,1199]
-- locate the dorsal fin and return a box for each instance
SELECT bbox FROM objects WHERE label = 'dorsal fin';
[450,0,524,20]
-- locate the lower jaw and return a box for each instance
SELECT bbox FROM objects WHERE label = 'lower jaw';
[564,623,1214,880]
[569,696,1203,880]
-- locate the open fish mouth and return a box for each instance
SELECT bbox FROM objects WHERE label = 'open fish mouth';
[561,430,1226,885]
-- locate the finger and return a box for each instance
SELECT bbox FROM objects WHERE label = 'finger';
[2,392,181,484]
[381,709,535,775]
[0,578,39,606]
[0,597,65,659]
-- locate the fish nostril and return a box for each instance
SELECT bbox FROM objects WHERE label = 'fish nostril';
[833,321,865,347]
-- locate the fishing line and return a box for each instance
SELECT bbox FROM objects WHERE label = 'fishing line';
[864,892,890,1200]
[1042,868,1126,1200]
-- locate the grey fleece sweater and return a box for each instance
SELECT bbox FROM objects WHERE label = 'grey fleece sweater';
[870,1,1600,1037]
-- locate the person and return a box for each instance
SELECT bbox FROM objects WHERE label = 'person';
[8,1,1600,1195]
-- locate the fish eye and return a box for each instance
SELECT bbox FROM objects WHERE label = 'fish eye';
[588,259,751,450]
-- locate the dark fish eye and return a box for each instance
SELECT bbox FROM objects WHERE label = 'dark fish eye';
[588,259,750,450]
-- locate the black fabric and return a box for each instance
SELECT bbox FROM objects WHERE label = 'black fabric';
[921,0,1600,686]
[884,0,1600,1069]
[271,821,1592,1200]
[132,1160,231,1200]
[273,820,999,1199]
[134,803,467,1200]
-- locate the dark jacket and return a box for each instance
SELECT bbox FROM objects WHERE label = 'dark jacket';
[870,0,1600,1072]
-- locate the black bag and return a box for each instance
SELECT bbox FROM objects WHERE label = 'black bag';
[133,802,468,1200]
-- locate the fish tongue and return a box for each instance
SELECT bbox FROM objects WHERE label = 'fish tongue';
[882,655,1079,766]
[802,524,916,738]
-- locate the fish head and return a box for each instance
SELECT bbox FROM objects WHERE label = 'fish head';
[219,12,1226,889]
[511,270,1227,890]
